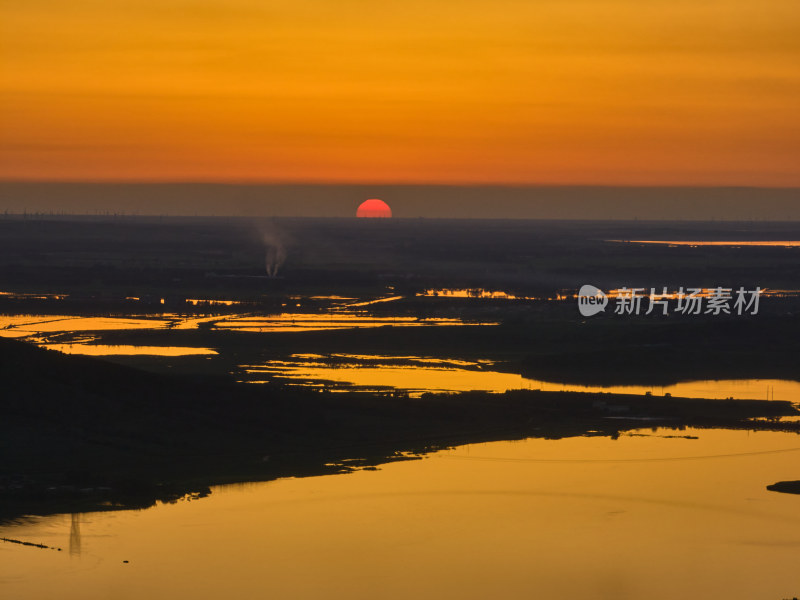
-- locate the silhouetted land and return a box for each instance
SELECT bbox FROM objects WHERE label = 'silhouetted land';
[1,216,800,385]
[1,217,799,520]
[766,481,800,495]
[2,216,800,296]
[2,336,799,523]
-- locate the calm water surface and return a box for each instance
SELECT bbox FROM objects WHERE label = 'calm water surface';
[3,428,800,599]
[246,354,800,401]
[607,240,800,247]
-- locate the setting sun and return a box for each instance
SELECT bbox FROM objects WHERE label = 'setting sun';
[356,198,392,218]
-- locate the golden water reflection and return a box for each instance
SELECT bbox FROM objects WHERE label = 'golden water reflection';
[0,316,219,355]
[185,299,240,306]
[215,314,496,332]
[3,428,800,599]
[598,287,796,300]
[0,312,497,342]
[341,295,405,307]
[608,239,800,247]
[43,344,217,357]
[0,315,172,336]
[247,354,800,402]
[417,288,533,299]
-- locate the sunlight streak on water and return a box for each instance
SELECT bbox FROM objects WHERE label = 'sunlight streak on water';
[607,239,800,247]
[417,288,534,299]
[244,354,800,402]
[42,344,217,356]
[0,315,173,335]
[215,314,496,332]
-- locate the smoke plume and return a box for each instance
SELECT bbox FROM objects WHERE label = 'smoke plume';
[259,222,287,278]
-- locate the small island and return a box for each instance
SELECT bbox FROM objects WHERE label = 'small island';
[766,481,800,495]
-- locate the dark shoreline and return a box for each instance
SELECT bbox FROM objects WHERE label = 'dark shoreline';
[3,333,799,524]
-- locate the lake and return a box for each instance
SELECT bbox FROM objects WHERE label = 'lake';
[3,427,800,599]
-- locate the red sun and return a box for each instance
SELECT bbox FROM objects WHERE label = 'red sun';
[356,198,392,218]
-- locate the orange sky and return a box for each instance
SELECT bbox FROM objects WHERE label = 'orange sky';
[1,0,798,186]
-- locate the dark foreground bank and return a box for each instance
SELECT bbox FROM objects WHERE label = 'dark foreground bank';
[2,337,799,522]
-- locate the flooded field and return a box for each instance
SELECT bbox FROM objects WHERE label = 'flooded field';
[0,304,498,353]
[0,315,173,338]
[212,313,494,333]
[3,427,800,600]
[243,352,800,402]
[0,290,498,334]
[42,344,217,357]
[3,296,799,401]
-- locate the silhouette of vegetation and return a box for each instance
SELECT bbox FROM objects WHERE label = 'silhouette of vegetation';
[2,336,799,522]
